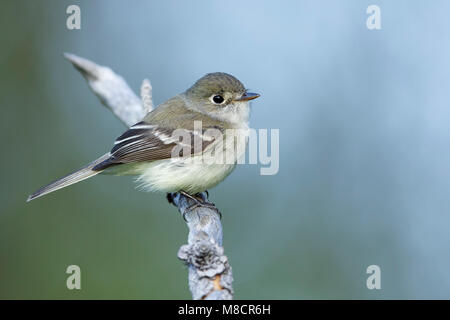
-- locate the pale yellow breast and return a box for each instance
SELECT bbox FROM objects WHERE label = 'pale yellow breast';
[135,125,249,194]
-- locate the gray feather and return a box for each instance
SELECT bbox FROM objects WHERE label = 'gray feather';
[26,153,110,202]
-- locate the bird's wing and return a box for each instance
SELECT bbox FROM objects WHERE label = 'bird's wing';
[92,121,223,171]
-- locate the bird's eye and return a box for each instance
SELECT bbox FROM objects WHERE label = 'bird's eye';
[212,95,225,104]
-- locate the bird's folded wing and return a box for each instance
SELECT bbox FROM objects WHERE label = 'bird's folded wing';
[93,121,223,171]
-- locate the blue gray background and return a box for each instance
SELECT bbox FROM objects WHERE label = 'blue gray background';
[1,0,449,299]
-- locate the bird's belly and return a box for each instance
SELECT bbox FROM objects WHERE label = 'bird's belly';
[129,125,248,194]
[135,159,237,194]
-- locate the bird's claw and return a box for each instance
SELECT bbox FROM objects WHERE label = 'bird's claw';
[177,190,222,220]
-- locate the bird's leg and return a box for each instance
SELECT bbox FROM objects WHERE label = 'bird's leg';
[167,192,194,221]
[167,191,200,205]
[178,190,202,203]
[167,192,198,221]
[166,192,174,204]
[167,190,222,220]
[193,191,222,220]
[178,190,222,220]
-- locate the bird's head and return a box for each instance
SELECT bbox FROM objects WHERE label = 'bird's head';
[184,72,259,124]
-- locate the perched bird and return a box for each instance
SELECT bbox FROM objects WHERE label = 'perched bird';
[27,72,259,203]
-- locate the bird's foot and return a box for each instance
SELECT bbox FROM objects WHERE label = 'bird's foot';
[166,192,174,204]
[178,190,222,221]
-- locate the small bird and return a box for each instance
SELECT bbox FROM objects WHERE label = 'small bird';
[27,72,259,202]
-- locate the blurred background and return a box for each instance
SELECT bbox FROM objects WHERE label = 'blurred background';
[1,0,450,299]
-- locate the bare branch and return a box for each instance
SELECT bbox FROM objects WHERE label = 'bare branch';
[64,53,233,299]
[140,78,154,113]
[63,53,145,127]
[171,193,233,300]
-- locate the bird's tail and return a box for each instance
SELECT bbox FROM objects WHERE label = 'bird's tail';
[27,153,111,202]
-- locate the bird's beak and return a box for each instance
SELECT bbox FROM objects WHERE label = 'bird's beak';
[234,92,260,101]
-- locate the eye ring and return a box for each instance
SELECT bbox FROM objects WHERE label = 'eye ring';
[211,94,225,104]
